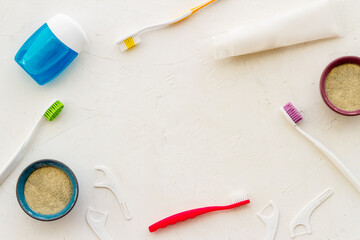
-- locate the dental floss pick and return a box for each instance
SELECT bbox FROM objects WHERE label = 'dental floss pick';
[289,188,333,238]
[94,166,132,220]
[257,201,279,240]
[87,207,113,240]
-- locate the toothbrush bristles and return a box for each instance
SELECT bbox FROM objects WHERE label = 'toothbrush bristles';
[283,102,303,124]
[44,100,64,121]
[232,192,248,203]
[118,35,142,52]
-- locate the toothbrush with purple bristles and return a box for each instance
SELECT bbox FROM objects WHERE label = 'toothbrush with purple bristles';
[281,102,360,193]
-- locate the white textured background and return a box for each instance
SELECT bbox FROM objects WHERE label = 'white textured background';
[1,0,360,239]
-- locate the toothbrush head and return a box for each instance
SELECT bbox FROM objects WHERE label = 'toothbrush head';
[117,35,142,52]
[281,102,303,126]
[44,100,64,121]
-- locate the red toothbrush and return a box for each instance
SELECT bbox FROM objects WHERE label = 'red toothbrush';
[149,193,250,232]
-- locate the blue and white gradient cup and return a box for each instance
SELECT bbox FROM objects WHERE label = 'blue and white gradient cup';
[15,14,87,85]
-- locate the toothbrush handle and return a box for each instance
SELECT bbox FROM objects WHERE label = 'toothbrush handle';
[169,0,219,25]
[296,127,360,192]
[117,11,192,43]
[190,0,218,14]
[0,117,43,185]
[117,0,219,43]
[148,200,250,232]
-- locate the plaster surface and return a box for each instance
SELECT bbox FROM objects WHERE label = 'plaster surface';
[0,0,360,239]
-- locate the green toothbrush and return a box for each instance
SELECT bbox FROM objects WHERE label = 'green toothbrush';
[0,100,64,184]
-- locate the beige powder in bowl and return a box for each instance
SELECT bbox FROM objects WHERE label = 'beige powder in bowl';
[24,166,73,215]
[325,63,360,112]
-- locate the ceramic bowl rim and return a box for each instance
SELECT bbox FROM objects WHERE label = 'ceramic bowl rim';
[320,56,360,116]
[16,159,79,221]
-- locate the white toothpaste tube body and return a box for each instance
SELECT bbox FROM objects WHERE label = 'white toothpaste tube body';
[212,0,341,59]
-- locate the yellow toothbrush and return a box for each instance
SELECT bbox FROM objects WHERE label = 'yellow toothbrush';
[117,0,219,51]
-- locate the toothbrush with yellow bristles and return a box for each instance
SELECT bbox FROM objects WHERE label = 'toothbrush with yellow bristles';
[117,0,220,51]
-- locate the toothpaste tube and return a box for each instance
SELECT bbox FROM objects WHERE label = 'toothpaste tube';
[211,0,341,59]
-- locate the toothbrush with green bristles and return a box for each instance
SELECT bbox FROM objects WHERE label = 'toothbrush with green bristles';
[0,100,64,185]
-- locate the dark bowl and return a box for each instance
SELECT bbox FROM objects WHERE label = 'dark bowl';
[320,56,360,116]
[16,159,79,221]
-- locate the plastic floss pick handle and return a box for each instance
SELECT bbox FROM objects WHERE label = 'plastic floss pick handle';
[289,188,333,238]
[257,201,279,240]
[87,207,113,240]
[94,166,132,220]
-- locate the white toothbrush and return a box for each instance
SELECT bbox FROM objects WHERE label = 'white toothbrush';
[117,0,220,51]
[0,100,64,184]
[281,102,360,193]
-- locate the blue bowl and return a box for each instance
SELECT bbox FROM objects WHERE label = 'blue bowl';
[16,159,79,221]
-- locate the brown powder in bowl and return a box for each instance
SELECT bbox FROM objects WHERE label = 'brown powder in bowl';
[24,166,73,215]
[325,63,360,112]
